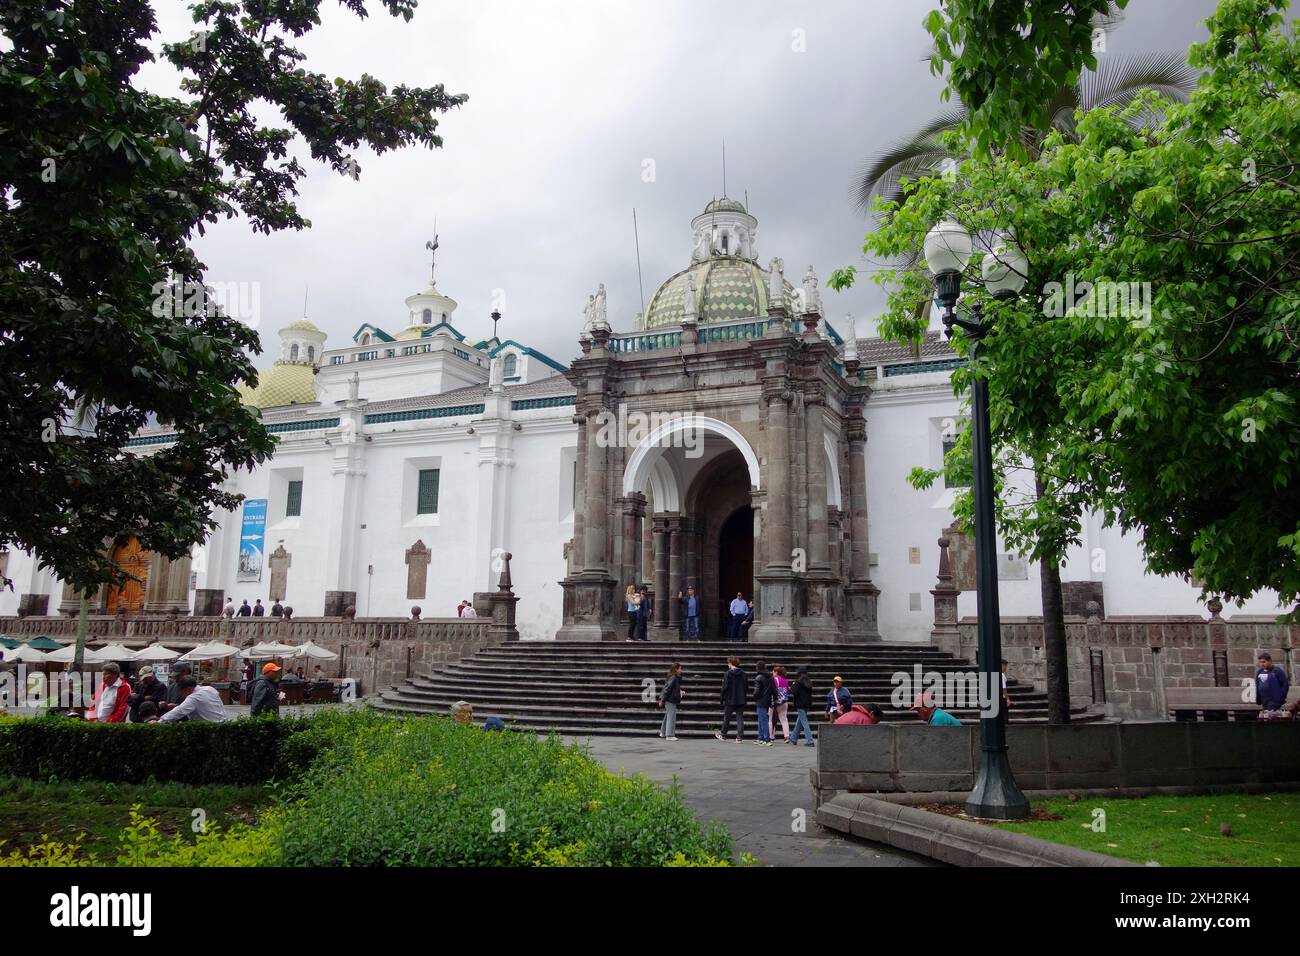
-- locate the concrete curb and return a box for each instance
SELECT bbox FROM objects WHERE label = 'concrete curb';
[868,780,1300,805]
[815,793,1139,867]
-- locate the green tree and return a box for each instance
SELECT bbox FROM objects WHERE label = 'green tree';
[834,0,1300,681]
[0,0,466,596]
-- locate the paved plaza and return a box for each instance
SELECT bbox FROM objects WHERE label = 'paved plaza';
[569,735,937,867]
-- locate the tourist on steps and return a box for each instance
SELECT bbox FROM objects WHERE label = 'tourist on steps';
[789,669,816,746]
[658,663,684,740]
[626,585,639,641]
[715,656,747,742]
[633,589,652,641]
[728,592,748,641]
[739,600,754,642]
[826,676,852,720]
[771,665,791,741]
[753,661,775,746]
[679,586,700,641]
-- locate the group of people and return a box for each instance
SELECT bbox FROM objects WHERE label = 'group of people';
[83,659,293,724]
[224,598,289,619]
[623,585,755,642]
[650,659,968,743]
[455,600,478,618]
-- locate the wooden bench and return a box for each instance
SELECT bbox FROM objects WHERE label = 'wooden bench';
[1166,685,1300,721]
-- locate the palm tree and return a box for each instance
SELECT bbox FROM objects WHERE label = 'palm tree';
[853,50,1198,215]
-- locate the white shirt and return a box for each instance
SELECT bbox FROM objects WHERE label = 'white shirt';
[96,679,121,720]
[729,598,748,616]
[159,685,228,723]
[461,605,477,618]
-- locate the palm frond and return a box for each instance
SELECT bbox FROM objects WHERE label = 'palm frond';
[852,107,967,214]
[1078,50,1198,112]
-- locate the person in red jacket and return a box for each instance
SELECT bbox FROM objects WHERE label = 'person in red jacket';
[833,703,884,725]
[88,662,131,723]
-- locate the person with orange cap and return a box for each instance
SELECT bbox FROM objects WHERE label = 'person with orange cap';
[249,661,283,718]
[825,676,852,719]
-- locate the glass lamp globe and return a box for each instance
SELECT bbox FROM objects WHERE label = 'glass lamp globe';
[982,236,1029,296]
[923,219,973,276]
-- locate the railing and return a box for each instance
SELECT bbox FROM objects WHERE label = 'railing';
[364,404,485,425]
[511,395,576,411]
[882,357,965,377]
[609,315,783,354]
[0,615,487,646]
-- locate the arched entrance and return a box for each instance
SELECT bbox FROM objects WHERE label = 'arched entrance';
[105,536,149,616]
[717,506,754,638]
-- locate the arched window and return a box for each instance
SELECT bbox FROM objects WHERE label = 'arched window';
[290,343,299,361]
[422,308,432,324]
[360,333,371,345]
[307,346,315,362]
[502,353,517,378]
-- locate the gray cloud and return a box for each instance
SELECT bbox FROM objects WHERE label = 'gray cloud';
[145,0,1222,370]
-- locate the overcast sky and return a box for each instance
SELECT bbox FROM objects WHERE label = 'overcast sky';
[144,0,1222,370]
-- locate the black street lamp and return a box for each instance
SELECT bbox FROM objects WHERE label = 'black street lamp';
[924,219,1030,820]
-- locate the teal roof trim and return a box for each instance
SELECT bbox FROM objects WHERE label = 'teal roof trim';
[351,323,394,343]
[422,320,465,341]
[488,339,567,374]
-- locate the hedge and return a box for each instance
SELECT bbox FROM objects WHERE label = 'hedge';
[0,714,322,786]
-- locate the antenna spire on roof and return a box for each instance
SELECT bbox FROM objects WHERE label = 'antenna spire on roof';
[425,221,439,284]
[722,141,727,197]
[302,285,309,319]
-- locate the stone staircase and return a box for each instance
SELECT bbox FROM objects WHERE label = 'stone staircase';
[373,641,1099,737]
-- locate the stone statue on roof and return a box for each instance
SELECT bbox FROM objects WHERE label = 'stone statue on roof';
[802,265,821,315]
[768,257,784,309]
[682,274,698,323]
[489,354,503,389]
[592,283,608,329]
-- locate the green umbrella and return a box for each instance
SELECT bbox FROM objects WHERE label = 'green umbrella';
[0,637,21,649]
[25,636,64,651]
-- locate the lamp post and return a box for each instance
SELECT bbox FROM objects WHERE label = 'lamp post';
[924,220,1030,820]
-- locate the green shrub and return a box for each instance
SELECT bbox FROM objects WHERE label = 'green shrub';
[0,715,324,785]
[272,711,734,866]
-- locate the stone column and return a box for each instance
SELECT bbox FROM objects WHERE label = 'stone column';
[583,407,610,572]
[652,516,669,629]
[805,392,830,570]
[617,494,645,595]
[667,515,683,630]
[930,534,961,659]
[752,384,797,642]
[143,550,189,614]
[843,403,881,640]
[322,398,367,615]
[573,412,587,564]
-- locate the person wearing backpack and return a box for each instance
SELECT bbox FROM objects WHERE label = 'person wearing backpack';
[771,665,791,742]
[753,661,775,746]
[789,669,816,746]
[658,662,684,740]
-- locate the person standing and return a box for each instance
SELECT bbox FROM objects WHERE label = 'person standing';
[826,676,852,720]
[222,599,236,619]
[634,589,653,642]
[249,662,283,718]
[680,586,701,642]
[728,592,748,642]
[1256,653,1291,718]
[270,600,284,618]
[714,656,747,742]
[658,663,684,740]
[739,600,754,642]
[771,665,791,742]
[88,663,131,723]
[252,599,265,617]
[789,669,816,747]
[626,586,639,641]
[753,661,775,746]
[237,599,252,617]
[461,600,478,619]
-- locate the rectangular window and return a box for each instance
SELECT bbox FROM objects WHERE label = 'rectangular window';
[285,480,303,517]
[416,468,440,515]
[329,355,345,366]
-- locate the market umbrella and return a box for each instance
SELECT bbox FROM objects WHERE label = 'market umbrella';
[293,641,338,661]
[241,641,299,659]
[132,642,181,661]
[178,641,242,661]
[93,643,138,662]
[45,644,105,664]
[5,644,49,663]
[0,637,22,649]
[25,636,63,651]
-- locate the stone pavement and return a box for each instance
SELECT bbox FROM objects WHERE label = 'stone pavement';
[569,735,939,867]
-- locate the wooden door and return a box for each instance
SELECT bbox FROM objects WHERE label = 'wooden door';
[106,536,150,616]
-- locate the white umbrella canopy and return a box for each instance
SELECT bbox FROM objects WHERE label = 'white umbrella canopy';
[93,643,137,662]
[293,641,338,661]
[241,641,299,659]
[132,642,181,661]
[45,644,106,664]
[179,641,242,662]
[5,644,50,663]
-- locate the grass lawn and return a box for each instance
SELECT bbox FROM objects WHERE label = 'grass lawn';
[0,777,270,861]
[994,792,1300,866]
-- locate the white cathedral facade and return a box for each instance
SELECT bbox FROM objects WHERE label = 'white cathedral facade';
[0,197,1285,640]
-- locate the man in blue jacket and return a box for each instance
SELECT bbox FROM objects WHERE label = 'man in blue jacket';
[825,675,852,719]
[1256,653,1291,716]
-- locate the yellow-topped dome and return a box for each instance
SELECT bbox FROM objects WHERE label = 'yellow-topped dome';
[285,319,321,333]
[237,362,317,409]
[393,326,429,341]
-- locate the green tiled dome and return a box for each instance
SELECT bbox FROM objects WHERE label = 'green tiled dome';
[644,257,797,329]
[237,362,317,409]
[703,197,747,215]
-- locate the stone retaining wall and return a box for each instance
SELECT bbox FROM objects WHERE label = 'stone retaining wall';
[812,721,1300,802]
[944,616,1298,719]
